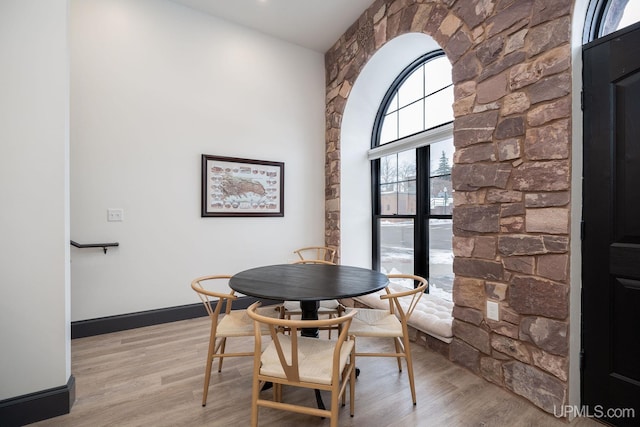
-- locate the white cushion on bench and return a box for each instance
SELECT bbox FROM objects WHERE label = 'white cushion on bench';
[354,281,453,343]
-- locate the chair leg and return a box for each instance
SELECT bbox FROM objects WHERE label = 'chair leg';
[402,335,417,405]
[393,337,403,372]
[330,383,340,427]
[202,328,217,406]
[201,361,213,406]
[274,383,282,402]
[217,337,227,372]
[250,375,260,427]
[341,367,347,407]
[349,356,356,417]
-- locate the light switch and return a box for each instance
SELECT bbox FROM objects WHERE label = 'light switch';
[107,208,124,222]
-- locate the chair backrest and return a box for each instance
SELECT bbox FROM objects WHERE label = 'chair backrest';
[291,259,335,265]
[382,274,428,324]
[293,246,336,263]
[246,302,356,383]
[191,275,238,321]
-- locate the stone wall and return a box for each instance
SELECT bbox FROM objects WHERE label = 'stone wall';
[325,0,573,414]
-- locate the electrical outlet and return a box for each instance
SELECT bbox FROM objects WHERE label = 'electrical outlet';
[107,208,124,222]
[486,300,499,321]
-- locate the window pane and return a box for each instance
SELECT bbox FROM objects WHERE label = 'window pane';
[398,66,423,107]
[428,218,453,301]
[398,101,424,139]
[397,179,416,215]
[430,139,453,215]
[424,85,454,129]
[397,149,416,178]
[430,138,454,177]
[379,218,414,275]
[380,153,398,214]
[380,154,397,184]
[397,149,416,215]
[379,111,398,144]
[430,175,452,215]
[380,186,397,214]
[386,93,399,114]
[424,56,452,95]
[600,0,640,36]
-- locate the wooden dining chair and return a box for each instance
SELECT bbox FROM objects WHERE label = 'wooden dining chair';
[246,302,357,427]
[343,274,428,405]
[280,259,344,338]
[293,245,336,263]
[191,275,280,407]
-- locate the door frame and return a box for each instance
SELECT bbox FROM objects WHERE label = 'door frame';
[568,0,591,412]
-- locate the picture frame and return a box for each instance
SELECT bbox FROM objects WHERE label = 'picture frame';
[201,154,284,217]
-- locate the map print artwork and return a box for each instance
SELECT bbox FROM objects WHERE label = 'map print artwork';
[201,155,284,217]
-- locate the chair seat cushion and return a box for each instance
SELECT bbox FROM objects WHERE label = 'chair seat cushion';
[354,281,454,342]
[260,334,354,385]
[217,306,279,337]
[283,299,340,312]
[345,307,403,337]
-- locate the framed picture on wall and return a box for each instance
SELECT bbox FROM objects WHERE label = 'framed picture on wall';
[201,154,284,217]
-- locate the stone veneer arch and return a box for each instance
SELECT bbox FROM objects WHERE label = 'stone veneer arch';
[325,0,574,415]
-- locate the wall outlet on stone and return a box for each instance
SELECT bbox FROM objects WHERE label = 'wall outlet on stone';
[487,300,499,321]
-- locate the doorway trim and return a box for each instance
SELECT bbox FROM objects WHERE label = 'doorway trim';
[569,0,589,412]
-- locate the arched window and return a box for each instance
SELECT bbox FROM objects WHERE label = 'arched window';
[369,51,454,300]
[585,0,640,41]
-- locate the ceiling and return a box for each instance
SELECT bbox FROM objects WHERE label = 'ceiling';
[170,0,376,53]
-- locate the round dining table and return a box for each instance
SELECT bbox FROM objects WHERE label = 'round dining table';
[230,262,389,409]
[229,263,389,337]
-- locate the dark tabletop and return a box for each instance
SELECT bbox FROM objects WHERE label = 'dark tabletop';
[229,263,389,301]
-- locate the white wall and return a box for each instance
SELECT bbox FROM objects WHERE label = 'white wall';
[0,0,70,399]
[70,0,326,320]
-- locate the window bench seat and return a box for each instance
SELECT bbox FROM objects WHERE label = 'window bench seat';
[341,281,453,357]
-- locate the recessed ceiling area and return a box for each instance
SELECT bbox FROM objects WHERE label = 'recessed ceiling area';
[169,0,376,53]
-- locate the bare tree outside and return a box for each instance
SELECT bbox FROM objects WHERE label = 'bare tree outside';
[380,155,396,191]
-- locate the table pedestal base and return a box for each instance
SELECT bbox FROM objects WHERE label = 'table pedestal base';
[300,300,320,338]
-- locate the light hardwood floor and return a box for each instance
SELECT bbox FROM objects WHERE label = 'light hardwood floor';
[31,317,603,427]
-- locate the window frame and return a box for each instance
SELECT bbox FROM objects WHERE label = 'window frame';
[370,50,453,284]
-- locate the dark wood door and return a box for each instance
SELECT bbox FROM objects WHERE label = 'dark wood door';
[582,22,640,426]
